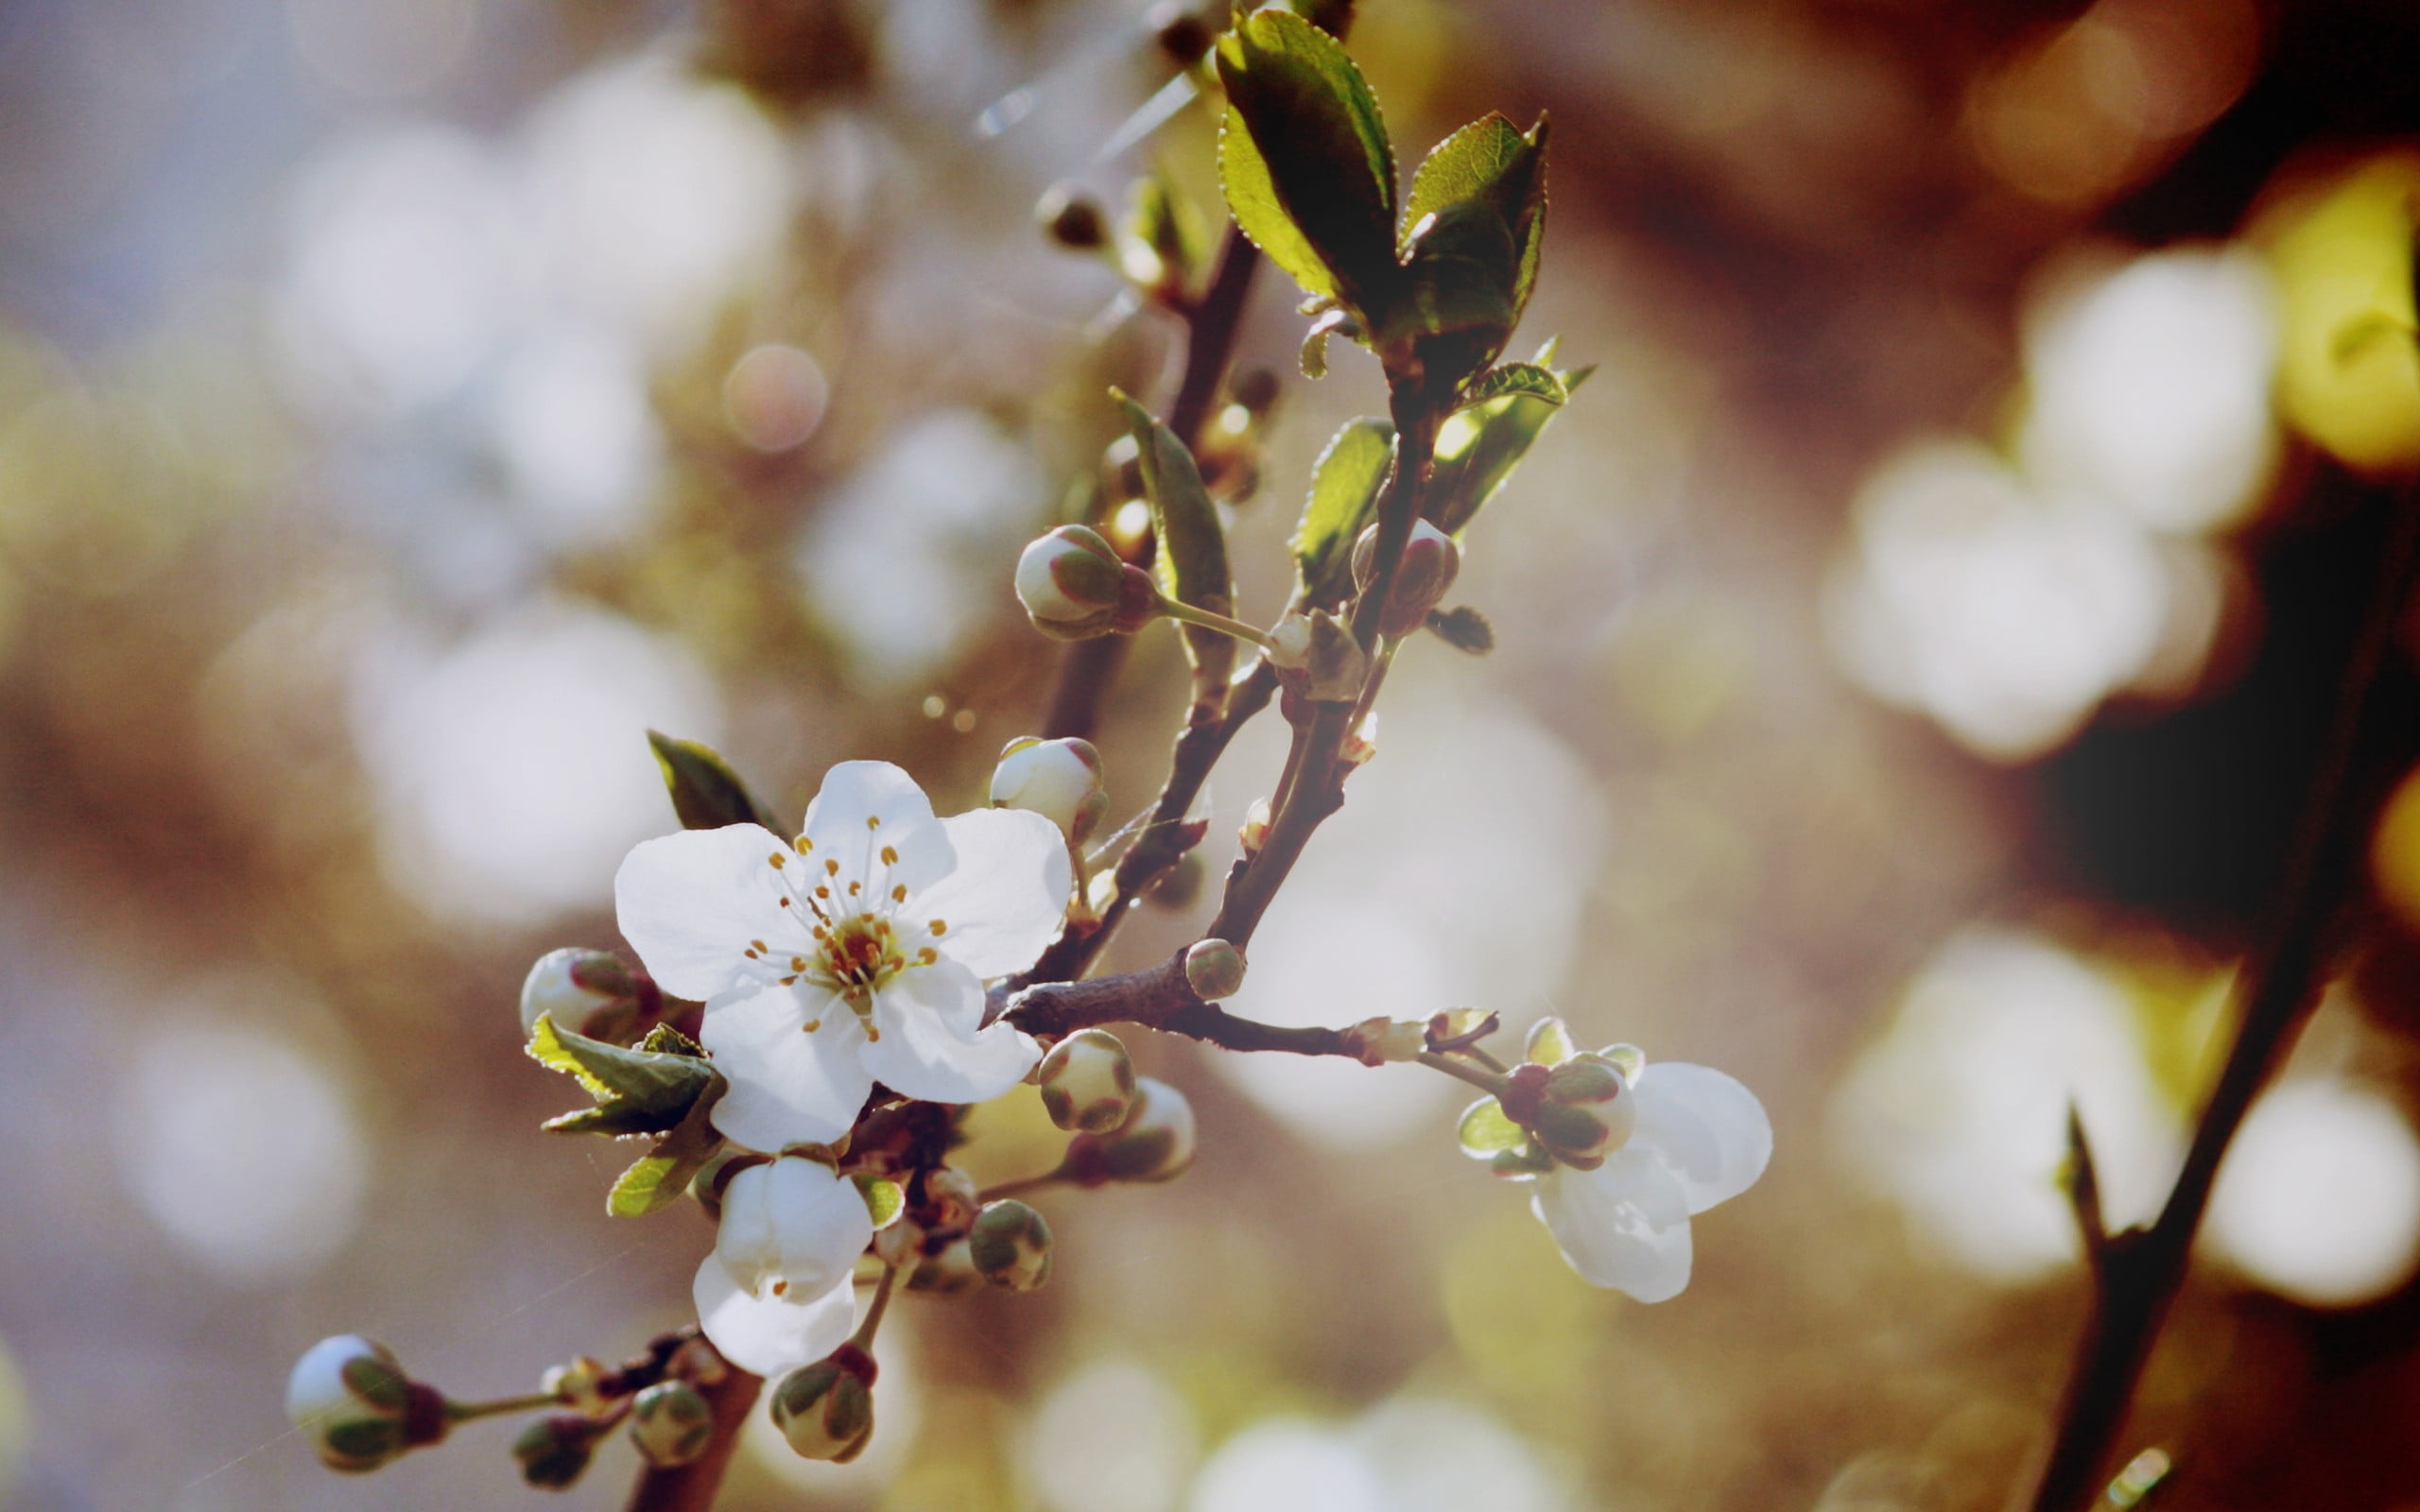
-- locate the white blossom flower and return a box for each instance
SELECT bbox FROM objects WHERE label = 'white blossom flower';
[1514,1024,1772,1302]
[693,1156,872,1377]
[615,760,1070,1151]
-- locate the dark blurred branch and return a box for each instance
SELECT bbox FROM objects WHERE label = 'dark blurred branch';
[1041,232,1266,743]
[2024,478,2420,1512]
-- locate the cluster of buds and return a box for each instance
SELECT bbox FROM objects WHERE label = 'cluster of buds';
[1015,525,1162,640]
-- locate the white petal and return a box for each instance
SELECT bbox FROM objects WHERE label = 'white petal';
[692,1256,856,1378]
[1531,1146,1694,1300]
[614,824,796,1001]
[802,761,954,896]
[912,809,1071,978]
[860,958,1041,1105]
[716,1158,874,1300]
[700,985,872,1151]
[1630,1061,1772,1215]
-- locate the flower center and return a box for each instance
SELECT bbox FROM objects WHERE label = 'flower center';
[736,836,949,1043]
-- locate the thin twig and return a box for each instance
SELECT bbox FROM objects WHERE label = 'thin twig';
[2023,477,2420,1512]
[1006,951,1369,1057]
[1042,232,1266,743]
[1205,382,1443,952]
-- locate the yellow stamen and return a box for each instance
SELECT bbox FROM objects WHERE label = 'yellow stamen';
[880,845,898,866]
[929,919,947,935]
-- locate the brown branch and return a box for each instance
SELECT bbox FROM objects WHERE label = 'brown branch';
[2023,478,2420,1512]
[623,1357,763,1512]
[1204,382,1442,952]
[1042,232,1266,743]
[1006,952,1369,1057]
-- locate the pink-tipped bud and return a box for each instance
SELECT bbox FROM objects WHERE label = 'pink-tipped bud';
[992,736,1111,843]
[1351,520,1461,638]
[1015,525,1162,640]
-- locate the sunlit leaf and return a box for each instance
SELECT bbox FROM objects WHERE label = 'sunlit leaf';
[1115,390,1236,709]
[1293,417,1393,602]
[607,1082,727,1218]
[530,1013,717,1137]
[1214,8,1398,310]
[648,730,785,833]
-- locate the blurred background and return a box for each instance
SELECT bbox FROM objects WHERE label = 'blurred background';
[8,0,2420,1506]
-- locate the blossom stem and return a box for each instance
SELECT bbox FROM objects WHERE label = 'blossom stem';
[1417,1051,1509,1096]
[851,1263,904,1352]
[1155,595,1280,651]
[444,1390,572,1423]
[2024,471,2420,1511]
[980,1172,1064,1202]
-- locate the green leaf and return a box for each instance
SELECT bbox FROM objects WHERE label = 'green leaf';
[608,1081,727,1218]
[647,731,784,833]
[853,1173,906,1228]
[1113,389,1236,708]
[1386,113,1549,375]
[1424,348,1588,537]
[1214,9,1399,310]
[530,1013,717,1138]
[1458,1096,1527,1158]
[1457,361,1565,410]
[1293,417,1393,602]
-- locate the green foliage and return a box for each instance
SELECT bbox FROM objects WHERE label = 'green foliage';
[1457,361,1566,410]
[1425,347,1593,537]
[530,1014,719,1138]
[1215,8,1398,311]
[1458,1096,1527,1156]
[607,1082,727,1218]
[1114,390,1236,708]
[1293,417,1394,602]
[647,730,784,833]
[1400,112,1548,335]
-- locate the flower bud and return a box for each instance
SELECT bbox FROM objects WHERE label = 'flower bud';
[285,1335,439,1474]
[1183,938,1246,1001]
[541,1355,613,1418]
[520,948,639,1040]
[1063,1076,1197,1185]
[905,1237,981,1296]
[1266,610,1313,670]
[1351,519,1462,638]
[1348,1015,1425,1065]
[918,1165,982,1231]
[627,1381,715,1469]
[1299,609,1369,701]
[1238,797,1271,856]
[1530,1055,1636,1170]
[1037,1028,1137,1134]
[1015,525,1162,640]
[968,1199,1054,1292]
[770,1348,877,1463]
[1035,183,1108,249]
[513,1414,604,1488]
[992,736,1111,843]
